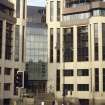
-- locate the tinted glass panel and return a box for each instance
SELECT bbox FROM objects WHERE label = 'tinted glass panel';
[94,23,99,60]
[102,23,105,60]
[63,28,73,62]
[77,69,89,76]
[16,0,20,18]
[0,21,2,58]
[77,84,89,91]
[63,69,73,76]
[77,26,88,61]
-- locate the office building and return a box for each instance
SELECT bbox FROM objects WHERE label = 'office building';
[26,6,47,94]
[0,0,26,105]
[47,0,105,105]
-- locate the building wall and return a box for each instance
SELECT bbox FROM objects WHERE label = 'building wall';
[47,0,105,105]
[0,0,26,105]
[26,6,47,93]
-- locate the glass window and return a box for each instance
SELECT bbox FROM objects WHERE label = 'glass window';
[50,28,53,63]
[64,84,74,91]
[5,23,12,60]
[63,28,73,62]
[79,99,89,105]
[95,68,99,91]
[93,9,105,16]
[56,69,60,91]
[23,0,25,19]
[0,21,2,59]
[0,67,1,74]
[93,10,100,16]
[63,69,73,76]
[15,25,20,61]
[56,28,60,62]
[77,26,88,61]
[94,23,99,61]
[4,83,10,91]
[4,68,11,75]
[14,68,18,95]
[77,84,89,91]
[65,0,91,8]
[22,26,25,62]
[57,1,60,21]
[103,68,105,91]
[3,99,10,105]
[16,0,20,18]
[50,1,54,21]
[63,12,90,21]
[26,18,48,82]
[102,23,105,60]
[77,69,89,76]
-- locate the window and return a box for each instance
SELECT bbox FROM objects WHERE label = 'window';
[22,26,25,62]
[77,84,89,91]
[65,0,72,8]
[5,23,12,60]
[64,84,74,91]
[56,69,60,91]
[77,69,89,76]
[93,9,105,16]
[4,83,10,91]
[23,0,25,18]
[16,0,20,18]
[15,25,20,61]
[63,28,73,62]
[102,23,105,60]
[79,99,89,105]
[94,23,99,60]
[4,68,11,75]
[65,0,91,8]
[0,21,3,59]
[95,68,99,91]
[56,28,60,62]
[63,12,90,21]
[0,67,1,74]
[63,69,73,76]
[77,26,88,61]
[57,1,60,21]
[50,28,53,62]
[14,69,18,95]
[103,68,105,91]
[3,99,10,105]
[50,1,54,21]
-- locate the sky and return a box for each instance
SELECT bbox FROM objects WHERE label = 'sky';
[27,0,45,7]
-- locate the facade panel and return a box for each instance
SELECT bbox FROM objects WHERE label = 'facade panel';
[47,0,105,105]
[0,0,26,105]
[26,6,47,93]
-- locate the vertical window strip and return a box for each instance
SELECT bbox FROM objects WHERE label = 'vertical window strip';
[50,28,53,62]
[57,1,60,21]
[56,69,60,91]
[94,23,99,60]
[103,68,105,91]
[50,1,54,21]
[56,28,60,62]
[95,68,99,91]
[0,21,2,58]
[102,23,105,60]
